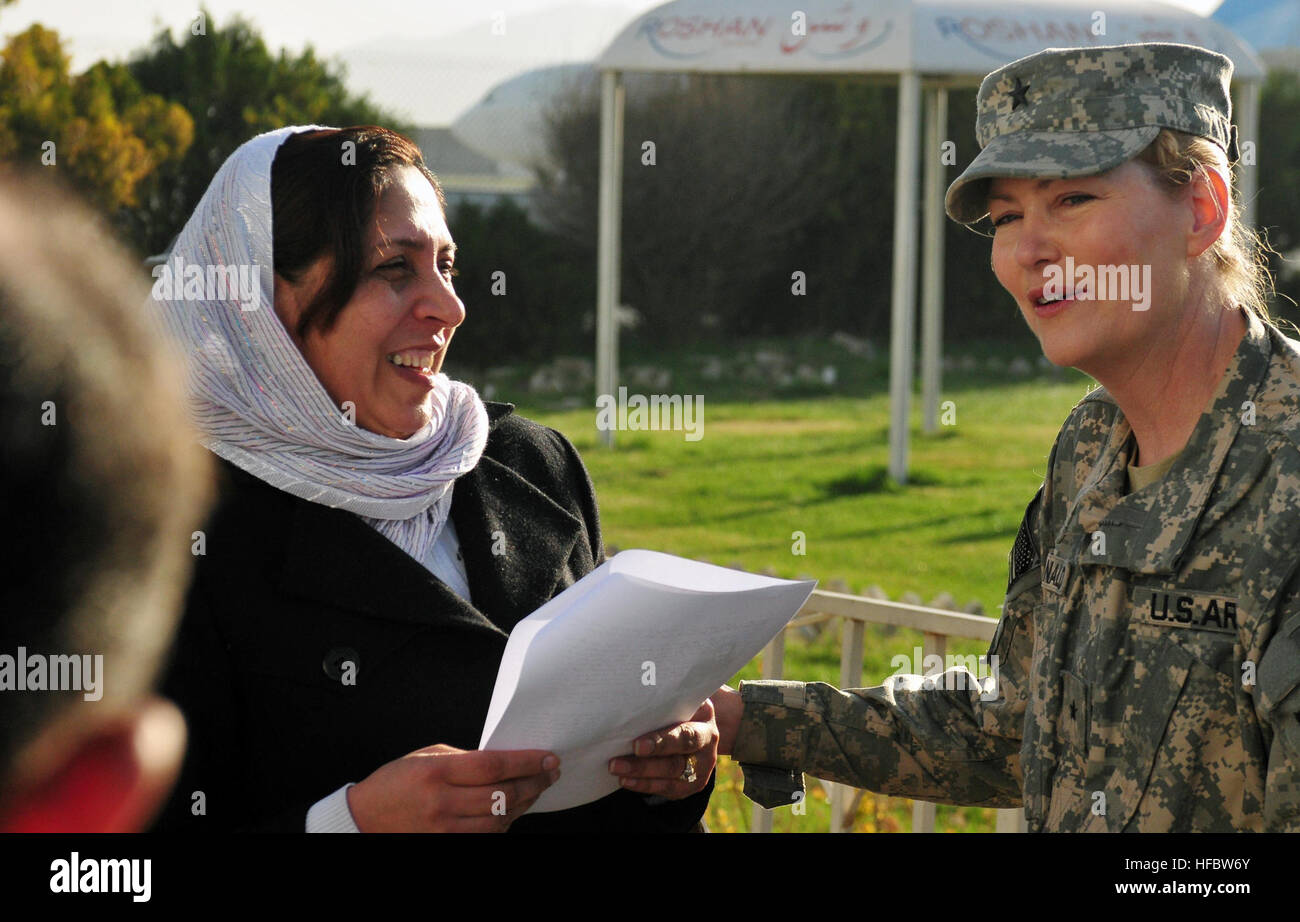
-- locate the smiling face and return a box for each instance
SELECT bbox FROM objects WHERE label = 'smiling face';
[273,165,464,439]
[987,160,1197,377]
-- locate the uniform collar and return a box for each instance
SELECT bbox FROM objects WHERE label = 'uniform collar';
[1070,308,1273,575]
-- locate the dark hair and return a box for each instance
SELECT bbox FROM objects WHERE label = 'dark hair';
[0,174,212,784]
[270,126,446,339]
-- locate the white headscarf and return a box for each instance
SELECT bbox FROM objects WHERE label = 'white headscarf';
[149,125,488,564]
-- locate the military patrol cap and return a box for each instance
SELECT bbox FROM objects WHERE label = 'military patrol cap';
[945,42,1239,225]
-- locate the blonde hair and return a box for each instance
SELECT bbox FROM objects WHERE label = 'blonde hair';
[1134,128,1279,322]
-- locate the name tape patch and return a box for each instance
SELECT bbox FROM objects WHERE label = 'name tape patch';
[1042,553,1070,595]
[1130,586,1240,635]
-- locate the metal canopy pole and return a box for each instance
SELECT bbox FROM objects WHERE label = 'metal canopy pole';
[596,69,625,447]
[889,72,921,482]
[1234,78,1260,230]
[921,86,948,434]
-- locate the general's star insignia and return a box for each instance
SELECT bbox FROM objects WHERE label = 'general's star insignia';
[1009,76,1031,110]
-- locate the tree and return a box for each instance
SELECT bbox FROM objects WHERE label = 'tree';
[1255,69,1300,324]
[535,74,1032,348]
[535,74,845,346]
[0,25,192,220]
[445,196,594,367]
[122,7,409,255]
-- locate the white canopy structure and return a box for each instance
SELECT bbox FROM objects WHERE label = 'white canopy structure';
[592,0,1265,480]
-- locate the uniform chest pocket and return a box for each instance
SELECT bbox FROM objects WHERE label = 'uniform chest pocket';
[1089,626,1238,831]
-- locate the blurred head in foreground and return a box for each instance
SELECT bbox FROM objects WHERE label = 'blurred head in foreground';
[0,173,212,831]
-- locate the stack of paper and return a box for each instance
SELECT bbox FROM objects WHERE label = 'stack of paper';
[479,549,816,813]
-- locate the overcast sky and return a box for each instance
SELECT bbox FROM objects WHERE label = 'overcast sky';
[2,0,1226,125]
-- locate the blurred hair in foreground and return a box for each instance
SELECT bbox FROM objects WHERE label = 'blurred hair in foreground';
[0,171,212,831]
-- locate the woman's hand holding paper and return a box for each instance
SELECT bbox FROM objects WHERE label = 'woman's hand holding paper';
[608,699,719,798]
[347,744,560,832]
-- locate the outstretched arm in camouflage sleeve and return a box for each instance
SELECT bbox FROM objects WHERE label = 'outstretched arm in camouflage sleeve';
[716,491,1044,812]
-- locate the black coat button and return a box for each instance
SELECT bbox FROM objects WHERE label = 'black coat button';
[322,646,359,682]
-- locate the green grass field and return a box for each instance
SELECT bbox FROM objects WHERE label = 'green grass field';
[480,339,1092,831]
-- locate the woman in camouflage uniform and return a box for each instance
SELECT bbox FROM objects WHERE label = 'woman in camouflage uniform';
[693,42,1300,832]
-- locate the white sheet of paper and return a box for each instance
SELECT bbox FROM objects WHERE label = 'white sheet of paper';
[478,549,816,813]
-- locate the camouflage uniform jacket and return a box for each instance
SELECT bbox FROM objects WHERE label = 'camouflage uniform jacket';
[733,309,1300,831]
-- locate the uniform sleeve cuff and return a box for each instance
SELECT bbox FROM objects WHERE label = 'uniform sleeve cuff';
[733,681,814,809]
[739,763,807,810]
[732,679,816,767]
[305,784,361,833]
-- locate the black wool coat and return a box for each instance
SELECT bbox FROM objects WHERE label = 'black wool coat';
[151,402,712,832]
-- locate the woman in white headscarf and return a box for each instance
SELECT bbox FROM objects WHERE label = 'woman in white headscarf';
[148,125,717,832]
